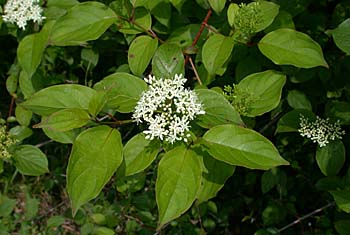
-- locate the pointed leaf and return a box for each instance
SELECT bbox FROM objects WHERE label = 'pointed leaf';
[20,84,96,116]
[196,89,243,128]
[128,35,158,76]
[316,140,345,176]
[42,126,78,144]
[275,109,315,133]
[120,133,160,176]
[49,2,116,46]
[202,124,289,169]
[208,0,226,14]
[93,72,147,113]
[197,153,235,204]
[237,70,286,117]
[13,145,49,176]
[152,43,185,79]
[34,108,90,132]
[67,126,123,215]
[202,34,234,75]
[330,18,350,54]
[258,28,328,68]
[330,190,350,213]
[287,90,312,111]
[156,146,202,228]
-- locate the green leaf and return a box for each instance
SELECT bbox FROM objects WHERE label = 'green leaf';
[34,109,90,132]
[93,72,147,113]
[254,1,280,32]
[0,195,16,217]
[13,145,49,176]
[227,3,239,28]
[9,126,33,141]
[6,74,18,94]
[316,140,345,176]
[325,101,350,125]
[287,90,312,111]
[329,18,350,54]
[167,24,208,49]
[202,124,289,169]
[237,70,286,117]
[195,89,243,128]
[264,10,295,33]
[42,126,78,144]
[330,190,350,213]
[261,168,286,194]
[275,109,315,133]
[67,126,123,215]
[120,133,160,176]
[202,34,234,75]
[111,1,151,34]
[335,220,350,235]
[156,146,202,228]
[128,36,158,76]
[258,28,328,68]
[15,105,32,126]
[49,2,116,46]
[169,0,186,12]
[208,0,226,14]
[19,71,35,99]
[20,84,96,116]
[88,91,107,117]
[197,153,235,204]
[148,0,171,28]
[152,43,185,79]
[17,22,53,78]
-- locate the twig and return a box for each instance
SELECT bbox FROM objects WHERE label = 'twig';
[35,139,54,148]
[277,201,335,233]
[7,95,15,119]
[189,57,202,85]
[185,9,213,65]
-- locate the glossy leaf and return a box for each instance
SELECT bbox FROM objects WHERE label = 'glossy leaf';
[120,133,160,176]
[330,190,350,213]
[93,72,147,113]
[195,89,243,128]
[128,36,158,76]
[287,90,312,111]
[17,22,53,78]
[67,126,123,215]
[156,146,202,228]
[237,70,286,117]
[20,84,96,116]
[258,28,328,68]
[152,43,185,79]
[208,0,226,14]
[13,145,49,176]
[330,18,350,54]
[316,140,345,176]
[202,34,234,75]
[197,153,235,204]
[42,127,78,144]
[202,124,289,169]
[49,2,116,46]
[34,109,90,132]
[254,1,280,32]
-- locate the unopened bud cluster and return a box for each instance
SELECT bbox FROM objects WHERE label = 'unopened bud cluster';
[224,84,256,116]
[298,115,345,147]
[2,0,45,29]
[233,2,261,43]
[133,74,205,144]
[0,125,18,161]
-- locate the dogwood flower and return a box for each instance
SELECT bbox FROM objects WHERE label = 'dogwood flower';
[133,74,205,144]
[2,0,45,29]
[298,115,345,147]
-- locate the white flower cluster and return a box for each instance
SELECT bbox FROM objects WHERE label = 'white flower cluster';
[298,115,345,147]
[2,0,45,29]
[133,74,205,144]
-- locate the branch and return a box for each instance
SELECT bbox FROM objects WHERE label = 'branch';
[277,201,335,233]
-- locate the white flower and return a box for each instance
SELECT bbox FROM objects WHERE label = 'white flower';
[0,125,18,161]
[2,0,45,29]
[298,115,345,147]
[133,74,205,144]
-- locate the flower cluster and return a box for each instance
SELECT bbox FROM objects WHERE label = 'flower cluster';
[223,84,256,116]
[0,125,18,161]
[2,0,45,29]
[133,74,205,144]
[232,2,261,43]
[298,115,345,147]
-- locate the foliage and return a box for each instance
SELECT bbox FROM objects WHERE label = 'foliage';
[1,0,350,234]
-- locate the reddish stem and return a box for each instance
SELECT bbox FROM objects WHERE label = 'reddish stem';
[7,96,15,119]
